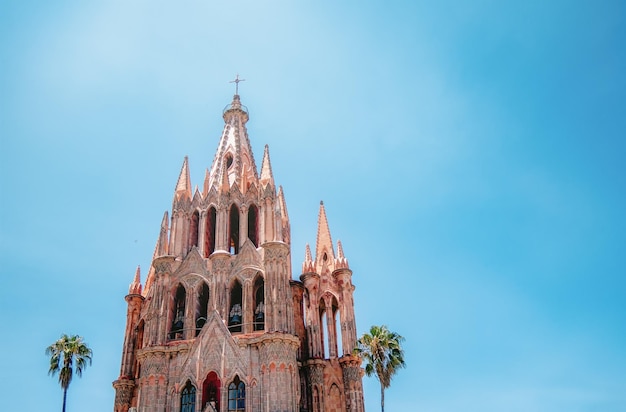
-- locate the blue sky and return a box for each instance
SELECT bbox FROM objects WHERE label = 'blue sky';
[1,1,625,411]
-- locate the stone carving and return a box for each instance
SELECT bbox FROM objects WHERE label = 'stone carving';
[342,365,361,383]
[307,363,325,386]
[113,379,135,407]
[154,262,171,275]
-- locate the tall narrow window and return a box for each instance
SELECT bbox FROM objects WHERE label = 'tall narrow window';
[229,280,243,333]
[321,309,329,359]
[189,210,199,250]
[170,284,186,340]
[202,372,221,412]
[319,299,330,359]
[229,205,240,254]
[247,204,259,247]
[253,276,265,331]
[181,381,196,412]
[334,305,343,357]
[205,207,216,257]
[196,282,209,337]
[228,376,245,411]
[134,321,144,379]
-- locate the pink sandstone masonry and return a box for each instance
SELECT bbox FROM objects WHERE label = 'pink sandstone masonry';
[113,93,365,412]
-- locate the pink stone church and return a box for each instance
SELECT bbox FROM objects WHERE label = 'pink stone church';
[113,90,365,412]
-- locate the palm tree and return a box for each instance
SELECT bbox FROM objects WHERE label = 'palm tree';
[354,325,405,412]
[46,334,93,412]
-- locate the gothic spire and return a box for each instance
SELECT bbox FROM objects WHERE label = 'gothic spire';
[157,211,169,256]
[129,266,142,295]
[207,92,258,191]
[260,144,275,188]
[335,240,349,269]
[315,201,335,267]
[203,168,210,196]
[302,243,315,273]
[174,156,192,201]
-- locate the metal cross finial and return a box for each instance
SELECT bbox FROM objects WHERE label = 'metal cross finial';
[230,74,246,95]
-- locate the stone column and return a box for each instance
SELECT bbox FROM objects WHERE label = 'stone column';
[340,355,365,412]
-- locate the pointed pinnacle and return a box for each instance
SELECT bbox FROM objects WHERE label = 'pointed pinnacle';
[157,211,169,256]
[315,200,335,264]
[203,168,210,196]
[302,243,315,273]
[277,186,289,220]
[174,156,192,201]
[260,144,275,187]
[129,265,142,295]
[336,240,349,269]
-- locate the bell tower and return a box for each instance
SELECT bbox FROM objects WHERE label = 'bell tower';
[112,86,364,412]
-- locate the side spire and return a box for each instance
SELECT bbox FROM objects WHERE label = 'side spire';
[203,168,210,196]
[315,200,335,267]
[157,211,169,256]
[302,243,315,273]
[335,240,349,269]
[260,144,275,188]
[129,266,142,295]
[174,156,192,201]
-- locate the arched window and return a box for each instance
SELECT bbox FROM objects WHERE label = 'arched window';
[205,207,216,257]
[247,204,259,247]
[334,305,343,357]
[321,309,329,359]
[229,280,243,333]
[170,284,186,340]
[253,276,265,331]
[229,205,240,254]
[134,320,144,379]
[228,376,245,411]
[189,210,199,250]
[196,282,209,337]
[202,372,221,412]
[181,381,196,412]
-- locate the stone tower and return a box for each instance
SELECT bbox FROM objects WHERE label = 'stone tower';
[113,91,365,412]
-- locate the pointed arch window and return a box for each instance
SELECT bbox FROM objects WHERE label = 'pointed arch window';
[247,204,259,247]
[205,207,216,257]
[196,282,209,337]
[181,381,196,412]
[189,210,200,250]
[202,372,221,412]
[170,284,186,340]
[229,205,240,254]
[334,304,343,357]
[229,280,243,333]
[253,276,265,331]
[228,376,245,411]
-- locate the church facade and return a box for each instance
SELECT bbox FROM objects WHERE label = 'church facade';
[112,92,365,412]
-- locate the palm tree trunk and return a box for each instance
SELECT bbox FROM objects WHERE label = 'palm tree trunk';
[380,383,385,412]
[62,387,67,412]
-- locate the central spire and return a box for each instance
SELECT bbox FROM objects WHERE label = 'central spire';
[207,87,256,191]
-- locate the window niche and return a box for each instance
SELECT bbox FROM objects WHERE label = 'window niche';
[170,284,186,340]
[228,376,245,412]
[253,276,265,331]
[205,207,217,257]
[202,372,221,412]
[189,210,199,250]
[181,381,196,412]
[248,204,259,247]
[196,282,209,337]
[228,280,243,333]
[229,205,240,254]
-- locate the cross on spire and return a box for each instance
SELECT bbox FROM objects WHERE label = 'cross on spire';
[230,74,246,95]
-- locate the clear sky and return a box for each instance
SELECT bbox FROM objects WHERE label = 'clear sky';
[1,1,625,411]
